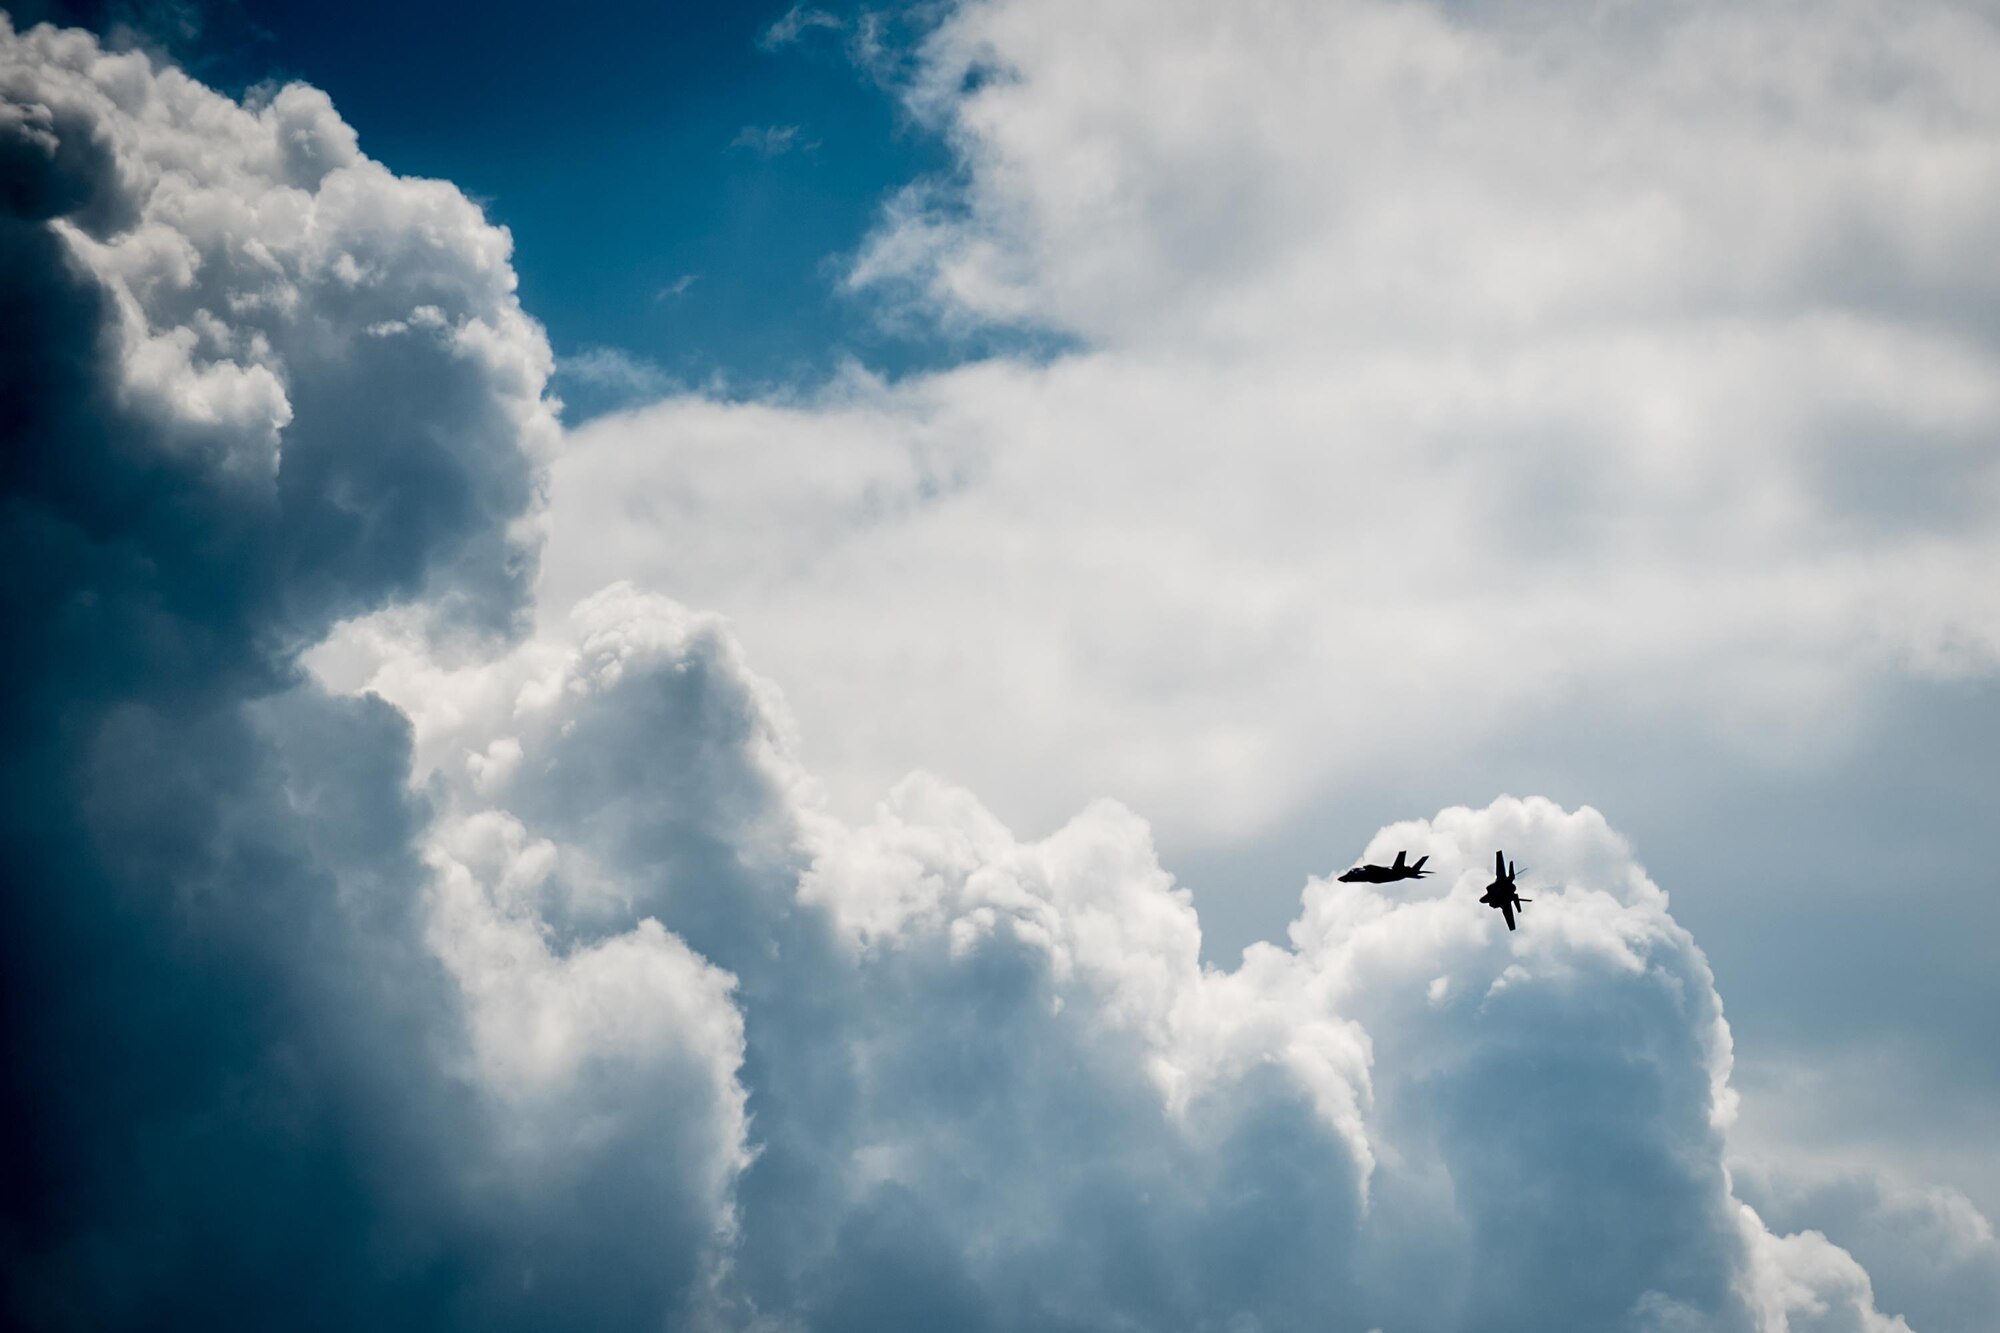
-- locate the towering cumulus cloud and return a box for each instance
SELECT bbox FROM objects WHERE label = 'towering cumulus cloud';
[1,19,737,1329]
[0,15,1975,1333]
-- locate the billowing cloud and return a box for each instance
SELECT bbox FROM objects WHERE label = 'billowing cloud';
[327,574,1930,1330]
[0,19,735,1328]
[1736,1166,2000,1333]
[4,13,1986,1333]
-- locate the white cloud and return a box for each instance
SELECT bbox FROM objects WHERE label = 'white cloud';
[870,0,2000,351]
[543,0,2000,866]
[552,328,2000,844]
[1737,1165,2000,1333]
[325,569,1928,1328]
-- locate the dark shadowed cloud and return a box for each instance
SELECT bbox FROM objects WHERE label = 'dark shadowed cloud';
[2,22,733,1327]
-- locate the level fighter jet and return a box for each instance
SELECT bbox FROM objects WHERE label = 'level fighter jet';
[1337,850,1432,884]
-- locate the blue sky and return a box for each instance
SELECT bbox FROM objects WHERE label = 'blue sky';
[6,2,2000,1329]
[22,0,987,402]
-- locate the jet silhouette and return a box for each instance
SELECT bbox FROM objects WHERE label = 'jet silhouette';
[1480,851,1532,930]
[1337,850,1431,884]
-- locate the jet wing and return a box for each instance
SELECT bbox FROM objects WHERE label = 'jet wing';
[1500,899,1517,931]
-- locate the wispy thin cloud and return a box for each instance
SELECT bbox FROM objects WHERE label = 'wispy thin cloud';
[730,123,809,157]
[655,273,699,301]
[757,4,842,51]
[557,346,673,398]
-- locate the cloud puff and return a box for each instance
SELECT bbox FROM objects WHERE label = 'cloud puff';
[0,14,1964,1333]
[1735,1167,2000,1333]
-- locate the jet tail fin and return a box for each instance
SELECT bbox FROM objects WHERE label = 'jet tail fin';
[1393,850,1406,869]
[1413,856,1427,872]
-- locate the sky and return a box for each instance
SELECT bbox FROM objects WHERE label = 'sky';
[3,2,1998,1331]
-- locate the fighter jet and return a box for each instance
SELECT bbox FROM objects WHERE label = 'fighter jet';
[1480,851,1532,930]
[1337,850,1432,884]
